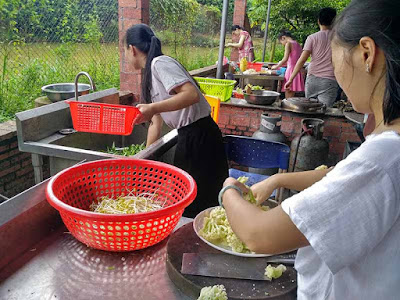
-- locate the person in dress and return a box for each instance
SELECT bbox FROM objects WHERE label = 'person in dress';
[271,30,305,99]
[226,25,255,62]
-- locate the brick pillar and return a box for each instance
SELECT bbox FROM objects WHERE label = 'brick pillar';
[231,0,248,62]
[119,0,150,99]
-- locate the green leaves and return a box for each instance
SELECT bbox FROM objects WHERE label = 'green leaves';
[0,0,118,43]
[151,0,200,56]
[105,142,146,157]
[248,0,351,44]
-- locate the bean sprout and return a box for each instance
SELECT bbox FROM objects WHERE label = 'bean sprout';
[90,188,167,214]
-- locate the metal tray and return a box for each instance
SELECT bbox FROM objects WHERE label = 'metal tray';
[244,90,280,106]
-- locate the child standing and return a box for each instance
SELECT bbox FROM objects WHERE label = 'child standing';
[272,30,305,99]
[124,24,228,218]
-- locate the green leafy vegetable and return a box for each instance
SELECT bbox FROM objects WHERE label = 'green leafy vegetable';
[105,142,146,156]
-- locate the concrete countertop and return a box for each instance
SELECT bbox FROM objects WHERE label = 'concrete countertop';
[222,97,345,118]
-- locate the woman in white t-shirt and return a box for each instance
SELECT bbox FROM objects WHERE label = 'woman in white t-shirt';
[124,24,228,218]
[220,0,400,298]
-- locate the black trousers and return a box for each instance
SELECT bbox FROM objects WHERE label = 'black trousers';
[175,116,229,218]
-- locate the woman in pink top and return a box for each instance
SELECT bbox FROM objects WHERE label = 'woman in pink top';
[272,30,305,99]
[226,25,255,62]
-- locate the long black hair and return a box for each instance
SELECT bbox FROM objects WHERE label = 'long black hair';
[231,25,243,31]
[333,0,400,124]
[124,24,163,103]
[277,30,293,40]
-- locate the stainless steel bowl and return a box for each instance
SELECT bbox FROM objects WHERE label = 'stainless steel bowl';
[244,90,280,105]
[41,83,91,102]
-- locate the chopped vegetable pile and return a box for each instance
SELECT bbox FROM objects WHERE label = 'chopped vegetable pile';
[197,285,228,300]
[90,189,165,214]
[105,142,146,156]
[200,206,249,253]
[265,264,287,280]
[244,84,264,94]
[199,177,269,253]
[235,88,244,95]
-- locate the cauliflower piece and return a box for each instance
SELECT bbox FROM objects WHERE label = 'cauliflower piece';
[226,226,248,253]
[200,207,250,253]
[261,205,270,211]
[315,165,328,170]
[198,285,228,300]
[200,207,229,242]
[264,264,287,280]
[237,176,256,204]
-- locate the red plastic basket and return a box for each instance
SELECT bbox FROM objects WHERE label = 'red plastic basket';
[247,62,264,71]
[67,101,141,135]
[46,159,197,251]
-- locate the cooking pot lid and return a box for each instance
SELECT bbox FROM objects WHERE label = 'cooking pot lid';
[285,97,324,108]
[282,98,326,114]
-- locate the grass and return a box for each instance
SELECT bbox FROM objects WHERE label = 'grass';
[0,37,278,122]
[0,43,120,122]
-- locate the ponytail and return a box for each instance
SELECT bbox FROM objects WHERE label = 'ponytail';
[124,24,163,103]
[142,35,162,103]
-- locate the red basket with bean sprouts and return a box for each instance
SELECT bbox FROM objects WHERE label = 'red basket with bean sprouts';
[46,159,197,251]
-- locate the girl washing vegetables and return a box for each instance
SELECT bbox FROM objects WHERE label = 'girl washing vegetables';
[271,30,304,99]
[226,25,255,62]
[220,0,400,298]
[124,24,228,218]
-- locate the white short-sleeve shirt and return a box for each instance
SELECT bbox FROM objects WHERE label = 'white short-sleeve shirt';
[150,55,211,129]
[281,131,400,299]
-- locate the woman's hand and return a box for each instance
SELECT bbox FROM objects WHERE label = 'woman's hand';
[271,65,278,70]
[225,43,232,48]
[250,175,279,205]
[136,103,156,123]
[223,177,249,194]
[284,79,293,91]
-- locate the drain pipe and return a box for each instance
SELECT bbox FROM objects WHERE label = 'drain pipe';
[216,0,229,79]
[261,0,273,62]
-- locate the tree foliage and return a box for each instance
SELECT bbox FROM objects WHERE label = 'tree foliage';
[0,0,118,44]
[248,0,351,44]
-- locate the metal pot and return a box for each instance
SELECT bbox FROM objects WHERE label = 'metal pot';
[41,83,91,102]
[244,90,280,105]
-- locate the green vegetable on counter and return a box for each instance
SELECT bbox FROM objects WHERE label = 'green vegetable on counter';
[197,284,228,300]
[105,142,146,156]
[235,88,244,95]
[265,264,287,280]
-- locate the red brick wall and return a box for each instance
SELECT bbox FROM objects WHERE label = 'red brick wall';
[119,0,150,97]
[218,105,361,165]
[231,0,248,62]
[0,121,49,202]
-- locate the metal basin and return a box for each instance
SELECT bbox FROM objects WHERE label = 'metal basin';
[244,90,280,105]
[41,83,91,102]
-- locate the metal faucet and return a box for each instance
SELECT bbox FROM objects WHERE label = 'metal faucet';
[74,71,96,101]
